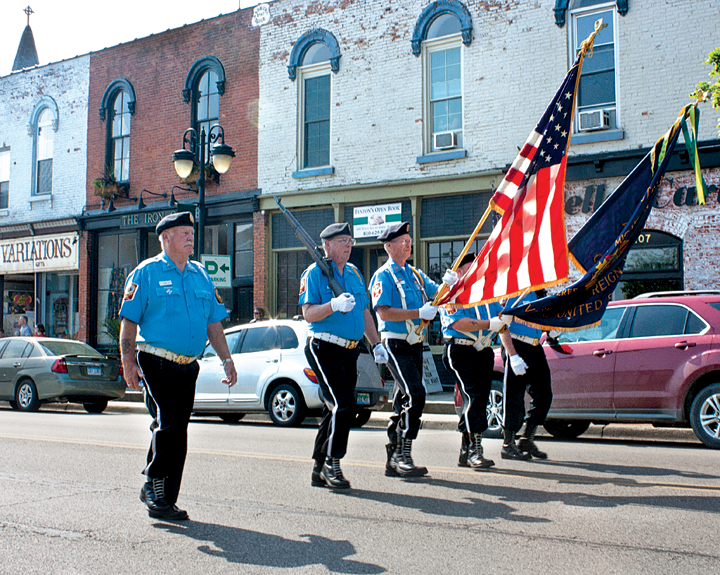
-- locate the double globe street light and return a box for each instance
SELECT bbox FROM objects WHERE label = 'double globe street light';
[172,125,235,257]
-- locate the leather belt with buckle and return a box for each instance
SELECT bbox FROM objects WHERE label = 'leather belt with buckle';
[312,332,359,349]
[448,337,476,346]
[137,343,197,365]
[511,334,541,346]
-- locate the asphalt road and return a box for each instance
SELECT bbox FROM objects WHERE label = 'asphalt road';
[1,407,719,575]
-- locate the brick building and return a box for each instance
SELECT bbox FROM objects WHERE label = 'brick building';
[77,8,260,349]
[0,54,89,338]
[254,0,720,357]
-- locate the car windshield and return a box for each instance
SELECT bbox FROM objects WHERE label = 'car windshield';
[556,306,625,343]
[39,341,104,358]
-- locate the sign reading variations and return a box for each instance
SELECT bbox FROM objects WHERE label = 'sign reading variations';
[0,232,79,274]
[353,204,402,239]
[200,255,232,288]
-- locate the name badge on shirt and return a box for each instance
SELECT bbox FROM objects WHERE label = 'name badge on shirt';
[159,281,172,286]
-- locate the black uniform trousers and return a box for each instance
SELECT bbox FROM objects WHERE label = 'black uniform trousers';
[443,343,494,435]
[305,338,360,462]
[502,339,553,434]
[384,339,425,443]
[138,351,199,503]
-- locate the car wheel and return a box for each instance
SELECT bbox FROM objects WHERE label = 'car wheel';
[83,399,108,414]
[351,408,372,428]
[689,383,720,449]
[220,413,246,424]
[484,380,504,439]
[16,379,40,412]
[543,420,591,439]
[268,383,305,427]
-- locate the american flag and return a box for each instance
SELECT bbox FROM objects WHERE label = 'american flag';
[439,54,583,307]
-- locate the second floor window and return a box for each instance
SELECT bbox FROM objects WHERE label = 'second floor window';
[111,91,131,182]
[0,149,9,209]
[299,43,332,169]
[196,70,220,157]
[36,108,53,194]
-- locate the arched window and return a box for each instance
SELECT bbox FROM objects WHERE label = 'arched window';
[99,78,136,182]
[184,57,226,159]
[28,96,59,196]
[289,30,341,176]
[412,2,472,159]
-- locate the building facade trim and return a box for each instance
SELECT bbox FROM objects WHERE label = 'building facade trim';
[98,77,136,121]
[183,56,227,103]
[411,0,473,56]
[287,28,341,81]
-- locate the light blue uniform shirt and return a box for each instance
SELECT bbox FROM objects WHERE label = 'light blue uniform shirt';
[119,252,228,357]
[440,305,489,340]
[370,260,439,334]
[299,261,369,341]
[489,293,542,340]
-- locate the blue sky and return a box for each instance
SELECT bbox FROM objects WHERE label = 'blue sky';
[1,0,263,74]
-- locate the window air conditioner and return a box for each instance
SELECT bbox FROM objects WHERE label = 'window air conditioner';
[433,131,459,150]
[578,109,610,132]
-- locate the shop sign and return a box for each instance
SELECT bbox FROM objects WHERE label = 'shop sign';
[353,204,402,238]
[120,210,172,229]
[422,349,443,393]
[0,232,79,274]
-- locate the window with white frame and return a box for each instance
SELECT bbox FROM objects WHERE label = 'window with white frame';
[36,108,53,194]
[0,149,9,209]
[424,14,463,152]
[111,91,131,182]
[298,44,332,169]
[571,1,618,132]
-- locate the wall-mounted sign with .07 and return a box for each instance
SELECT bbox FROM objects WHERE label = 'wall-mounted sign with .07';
[200,255,232,288]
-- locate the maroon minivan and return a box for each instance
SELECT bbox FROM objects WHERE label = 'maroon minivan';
[455,292,720,448]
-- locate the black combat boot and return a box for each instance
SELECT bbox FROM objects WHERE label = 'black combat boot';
[320,456,351,489]
[467,433,495,469]
[139,477,189,520]
[390,437,428,477]
[385,443,399,477]
[458,432,470,467]
[518,425,548,459]
[500,428,531,461]
[311,459,325,487]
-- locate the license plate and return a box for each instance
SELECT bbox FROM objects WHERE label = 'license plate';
[87,366,102,376]
[356,392,370,406]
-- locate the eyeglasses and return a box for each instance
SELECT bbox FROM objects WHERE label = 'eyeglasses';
[391,238,413,247]
[332,237,356,247]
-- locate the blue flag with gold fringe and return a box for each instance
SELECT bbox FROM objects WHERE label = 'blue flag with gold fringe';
[505,104,700,331]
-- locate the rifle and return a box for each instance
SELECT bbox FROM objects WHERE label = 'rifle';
[274,196,345,298]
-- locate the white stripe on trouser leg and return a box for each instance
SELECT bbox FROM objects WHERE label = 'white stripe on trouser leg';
[309,336,339,457]
[502,358,509,429]
[138,352,161,473]
[385,345,413,439]
[447,344,473,434]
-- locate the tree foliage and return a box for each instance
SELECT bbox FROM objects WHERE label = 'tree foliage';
[692,47,720,136]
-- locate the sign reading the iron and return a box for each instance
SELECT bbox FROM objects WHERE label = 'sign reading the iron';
[0,232,79,274]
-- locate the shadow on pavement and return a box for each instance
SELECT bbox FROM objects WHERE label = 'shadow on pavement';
[153,520,385,574]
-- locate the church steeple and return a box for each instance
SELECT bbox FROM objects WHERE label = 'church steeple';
[12,6,40,72]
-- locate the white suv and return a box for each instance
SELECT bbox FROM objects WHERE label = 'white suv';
[193,318,388,426]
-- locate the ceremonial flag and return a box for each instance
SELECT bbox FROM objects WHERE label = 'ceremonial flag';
[505,104,699,331]
[438,50,584,307]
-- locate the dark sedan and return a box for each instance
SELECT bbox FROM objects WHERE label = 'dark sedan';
[0,337,125,413]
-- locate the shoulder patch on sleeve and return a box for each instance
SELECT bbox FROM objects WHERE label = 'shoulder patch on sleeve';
[215,289,223,304]
[372,281,382,300]
[299,276,307,296]
[123,283,138,301]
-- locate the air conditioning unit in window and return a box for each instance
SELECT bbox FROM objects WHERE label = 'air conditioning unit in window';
[578,109,610,132]
[433,131,459,150]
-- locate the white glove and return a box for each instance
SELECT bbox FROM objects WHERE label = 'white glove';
[330,293,355,313]
[488,317,506,333]
[509,354,528,376]
[418,302,439,321]
[547,330,561,339]
[373,342,388,364]
[442,269,459,287]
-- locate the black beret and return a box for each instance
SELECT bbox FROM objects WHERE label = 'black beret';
[320,222,351,240]
[377,221,410,242]
[458,252,476,268]
[156,211,195,235]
